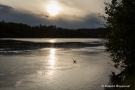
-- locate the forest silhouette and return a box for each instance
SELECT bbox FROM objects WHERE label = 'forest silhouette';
[0,21,109,38]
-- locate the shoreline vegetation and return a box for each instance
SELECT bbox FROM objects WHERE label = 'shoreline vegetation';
[0,21,109,38]
[102,0,135,90]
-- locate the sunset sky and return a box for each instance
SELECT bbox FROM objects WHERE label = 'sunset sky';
[0,0,106,29]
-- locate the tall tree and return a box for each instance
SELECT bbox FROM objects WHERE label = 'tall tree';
[103,0,135,73]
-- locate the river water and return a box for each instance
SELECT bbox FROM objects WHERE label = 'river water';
[0,38,118,90]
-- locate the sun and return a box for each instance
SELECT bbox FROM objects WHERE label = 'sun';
[46,2,60,16]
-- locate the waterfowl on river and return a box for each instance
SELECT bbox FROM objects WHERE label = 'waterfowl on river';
[73,60,76,63]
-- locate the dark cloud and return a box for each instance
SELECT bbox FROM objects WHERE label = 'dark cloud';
[50,14,104,29]
[0,4,13,13]
[0,4,104,29]
[39,14,49,18]
[79,14,104,28]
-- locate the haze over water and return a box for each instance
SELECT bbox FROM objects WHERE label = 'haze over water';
[0,38,118,90]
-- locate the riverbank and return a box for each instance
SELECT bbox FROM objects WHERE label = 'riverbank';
[122,70,135,90]
[105,68,135,90]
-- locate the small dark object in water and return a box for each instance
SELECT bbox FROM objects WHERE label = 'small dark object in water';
[73,60,76,63]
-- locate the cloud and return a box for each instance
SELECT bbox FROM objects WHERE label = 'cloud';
[48,14,104,29]
[80,14,104,28]
[0,4,13,13]
[0,4,104,29]
[39,14,49,18]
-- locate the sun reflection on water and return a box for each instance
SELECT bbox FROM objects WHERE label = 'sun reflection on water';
[47,48,56,76]
[49,39,55,43]
[49,48,56,65]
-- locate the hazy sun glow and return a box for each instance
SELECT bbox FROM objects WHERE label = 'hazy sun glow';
[49,39,55,43]
[46,2,60,16]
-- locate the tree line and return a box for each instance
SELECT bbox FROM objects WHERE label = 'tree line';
[103,0,135,89]
[0,21,109,38]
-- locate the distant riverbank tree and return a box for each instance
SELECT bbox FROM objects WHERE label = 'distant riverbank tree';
[0,21,108,38]
[103,0,135,88]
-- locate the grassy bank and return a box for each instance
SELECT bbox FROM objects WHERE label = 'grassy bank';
[122,71,135,90]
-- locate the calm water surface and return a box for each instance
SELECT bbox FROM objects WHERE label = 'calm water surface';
[0,38,119,90]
